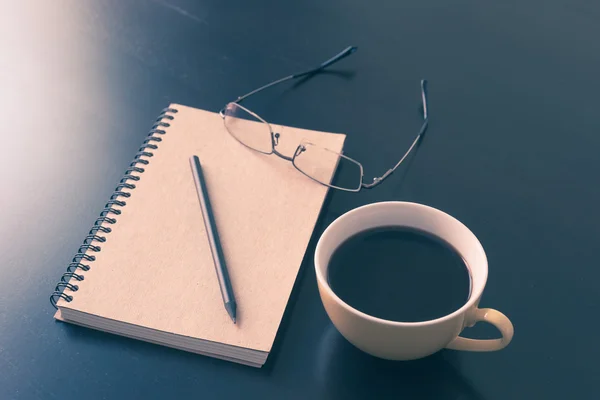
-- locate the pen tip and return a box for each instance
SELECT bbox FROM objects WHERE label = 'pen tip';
[225,302,236,324]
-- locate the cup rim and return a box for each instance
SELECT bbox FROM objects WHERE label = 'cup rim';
[314,201,488,327]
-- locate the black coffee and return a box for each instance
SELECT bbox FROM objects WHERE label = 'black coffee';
[327,226,471,322]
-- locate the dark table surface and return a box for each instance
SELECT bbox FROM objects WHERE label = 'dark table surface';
[2,0,599,398]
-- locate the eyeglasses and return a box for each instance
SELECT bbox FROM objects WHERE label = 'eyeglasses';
[219,46,429,192]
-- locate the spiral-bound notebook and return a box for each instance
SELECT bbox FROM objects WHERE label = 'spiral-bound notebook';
[50,104,345,367]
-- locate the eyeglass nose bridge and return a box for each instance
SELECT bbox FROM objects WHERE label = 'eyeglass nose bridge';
[271,132,294,161]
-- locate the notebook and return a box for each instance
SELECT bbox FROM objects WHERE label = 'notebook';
[50,104,346,367]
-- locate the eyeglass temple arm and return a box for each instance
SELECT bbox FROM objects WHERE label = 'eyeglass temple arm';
[228,46,358,106]
[361,79,429,189]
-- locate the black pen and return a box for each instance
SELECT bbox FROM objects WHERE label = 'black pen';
[189,155,237,323]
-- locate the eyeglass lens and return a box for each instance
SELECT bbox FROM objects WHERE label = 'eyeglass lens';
[223,103,273,154]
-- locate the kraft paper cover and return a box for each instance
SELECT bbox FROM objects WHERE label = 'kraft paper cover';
[56,105,345,352]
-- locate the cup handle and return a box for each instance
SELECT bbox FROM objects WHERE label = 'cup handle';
[446,308,514,352]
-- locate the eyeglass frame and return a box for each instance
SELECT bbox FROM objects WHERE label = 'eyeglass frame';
[219,46,429,192]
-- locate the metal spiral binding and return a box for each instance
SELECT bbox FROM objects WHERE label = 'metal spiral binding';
[50,107,178,308]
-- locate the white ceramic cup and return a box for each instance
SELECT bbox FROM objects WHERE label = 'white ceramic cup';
[315,201,514,360]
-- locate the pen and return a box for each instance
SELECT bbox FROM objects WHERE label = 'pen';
[189,155,237,323]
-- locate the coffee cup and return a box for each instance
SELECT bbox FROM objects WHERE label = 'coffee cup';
[314,201,514,360]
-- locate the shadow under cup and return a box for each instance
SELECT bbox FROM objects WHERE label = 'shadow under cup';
[314,201,514,360]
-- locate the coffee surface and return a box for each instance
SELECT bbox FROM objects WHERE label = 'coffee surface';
[327,226,471,322]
